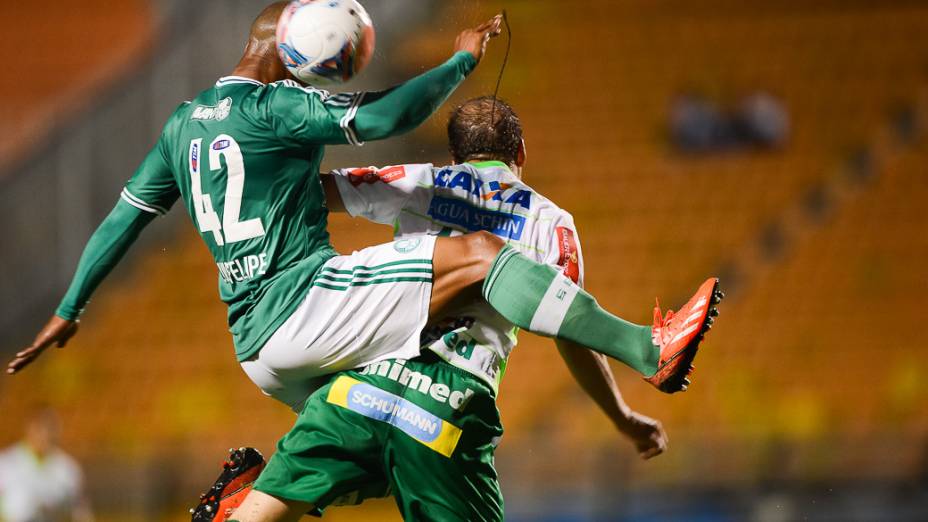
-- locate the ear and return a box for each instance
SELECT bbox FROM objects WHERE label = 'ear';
[515,139,527,167]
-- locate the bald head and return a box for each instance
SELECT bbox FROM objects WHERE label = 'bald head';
[246,2,288,58]
[232,2,294,84]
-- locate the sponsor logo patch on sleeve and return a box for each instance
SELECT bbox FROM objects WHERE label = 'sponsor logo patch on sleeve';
[378,166,406,183]
[347,166,406,186]
[555,226,580,283]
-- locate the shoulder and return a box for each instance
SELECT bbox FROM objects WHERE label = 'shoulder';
[49,450,82,478]
[0,445,17,464]
[514,179,573,223]
[266,80,359,108]
[0,444,31,472]
[550,205,578,229]
[162,99,193,135]
[542,201,581,247]
[268,79,328,97]
[515,181,581,249]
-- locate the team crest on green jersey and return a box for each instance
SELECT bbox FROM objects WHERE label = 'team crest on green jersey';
[191,97,232,121]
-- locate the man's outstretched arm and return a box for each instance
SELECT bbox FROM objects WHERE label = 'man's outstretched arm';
[556,339,668,459]
[7,201,156,374]
[270,16,502,147]
[8,138,176,375]
[351,15,502,142]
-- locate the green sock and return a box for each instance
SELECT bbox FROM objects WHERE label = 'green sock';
[482,246,659,376]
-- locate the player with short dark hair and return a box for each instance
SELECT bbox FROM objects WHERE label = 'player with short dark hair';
[192,96,721,522]
[447,95,524,165]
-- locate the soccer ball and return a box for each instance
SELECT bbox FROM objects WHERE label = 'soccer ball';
[276,0,376,86]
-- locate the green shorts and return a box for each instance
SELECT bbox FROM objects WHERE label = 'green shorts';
[253,351,504,522]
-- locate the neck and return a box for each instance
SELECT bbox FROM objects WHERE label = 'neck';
[229,53,287,84]
[463,157,521,178]
[25,442,48,460]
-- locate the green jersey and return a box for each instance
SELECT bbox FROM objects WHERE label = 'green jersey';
[57,52,477,361]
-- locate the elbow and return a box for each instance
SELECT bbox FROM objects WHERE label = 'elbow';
[355,107,433,142]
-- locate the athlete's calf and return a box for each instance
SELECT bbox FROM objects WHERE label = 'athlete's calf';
[430,231,722,394]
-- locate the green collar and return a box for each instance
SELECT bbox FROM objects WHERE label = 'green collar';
[467,160,511,172]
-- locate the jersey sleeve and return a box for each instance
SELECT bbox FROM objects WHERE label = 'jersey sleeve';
[545,213,586,288]
[121,138,179,216]
[264,81,366,146]
[265,52,476,148]
[350,51,475,141]
[330,164,434,225]
[56,200,157,320]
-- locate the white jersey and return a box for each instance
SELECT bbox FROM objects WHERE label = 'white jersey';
[0,444,84,522]
[333,161,584,391]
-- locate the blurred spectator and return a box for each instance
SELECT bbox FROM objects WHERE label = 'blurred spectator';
[735,92,790,148]
[670,93,732,152]
[0,409,93,522]
[670,91,789,153]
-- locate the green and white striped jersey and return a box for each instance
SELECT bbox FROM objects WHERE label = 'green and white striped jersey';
[332,161,585,390]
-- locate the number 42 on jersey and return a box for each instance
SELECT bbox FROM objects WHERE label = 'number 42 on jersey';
[188,135,266,246]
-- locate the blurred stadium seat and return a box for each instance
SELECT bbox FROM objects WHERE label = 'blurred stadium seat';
[0,1,154,170]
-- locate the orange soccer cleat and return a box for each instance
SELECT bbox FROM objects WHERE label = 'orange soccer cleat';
[646,278,724,393]
[190,447,265,522]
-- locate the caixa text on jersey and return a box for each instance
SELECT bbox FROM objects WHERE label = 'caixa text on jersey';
[434,168,533,209]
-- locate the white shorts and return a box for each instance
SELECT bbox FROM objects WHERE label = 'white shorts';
[241,236,436,411]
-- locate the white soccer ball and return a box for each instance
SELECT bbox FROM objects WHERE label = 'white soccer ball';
[276,0,375,86]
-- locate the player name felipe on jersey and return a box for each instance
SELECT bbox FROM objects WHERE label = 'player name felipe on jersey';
[217,252,269,284]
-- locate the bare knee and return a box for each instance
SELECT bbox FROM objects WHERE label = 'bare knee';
[462,230,505,270]
[431,231,506,314]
